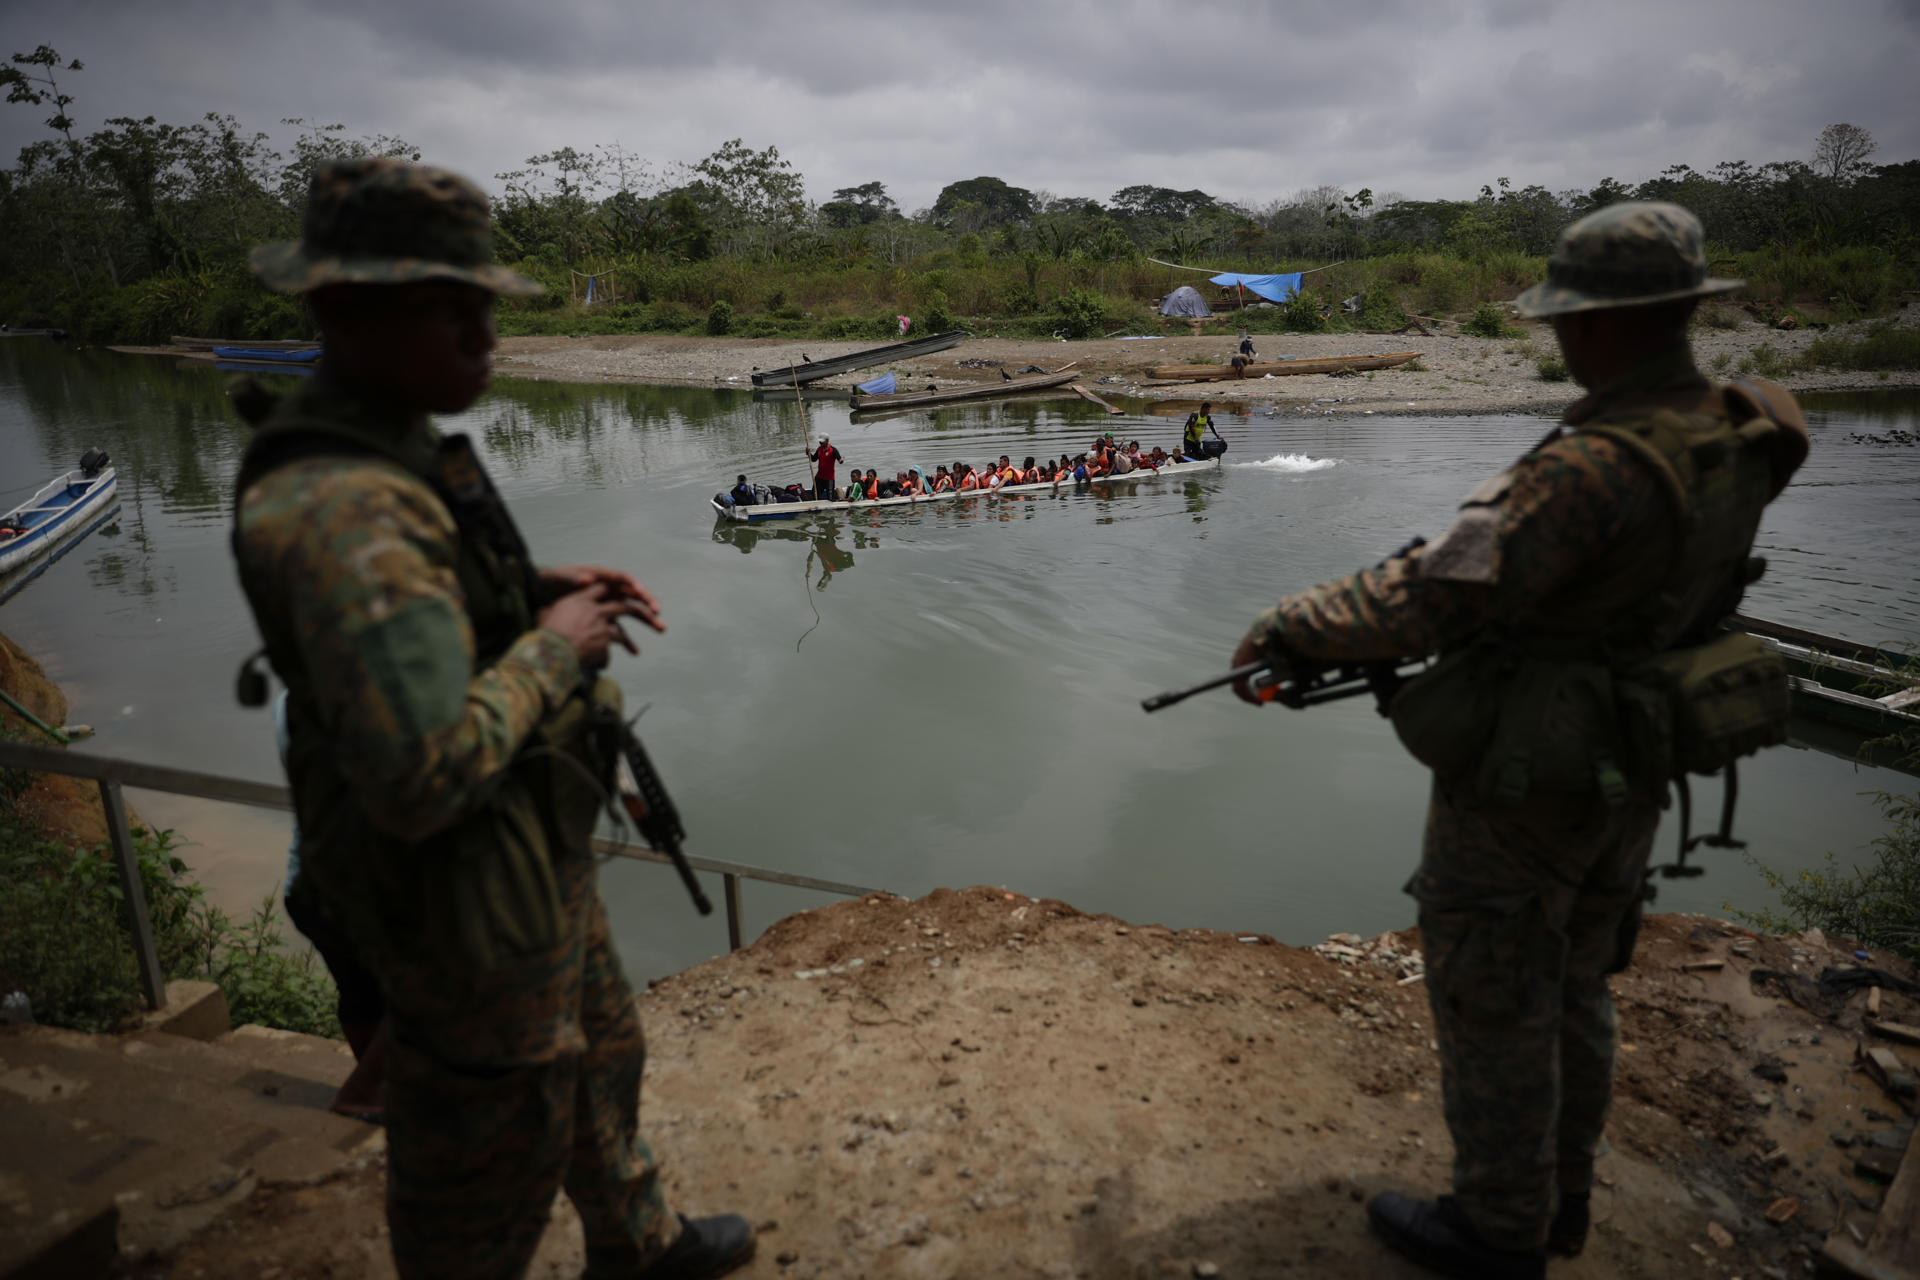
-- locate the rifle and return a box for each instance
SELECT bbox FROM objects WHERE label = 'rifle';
[1141,654,1429,716]
[593,700,713,915]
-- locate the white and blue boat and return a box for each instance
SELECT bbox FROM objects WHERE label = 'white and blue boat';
[0,451,120,577]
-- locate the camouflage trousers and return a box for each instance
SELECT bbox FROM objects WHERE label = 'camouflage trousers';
[365,853,679,1280]
[1407,778,1660,1251]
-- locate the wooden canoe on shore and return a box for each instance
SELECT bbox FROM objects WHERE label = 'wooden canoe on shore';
[748,330,967,387]
[849,370,1077,410]
[1147,351,1421,382]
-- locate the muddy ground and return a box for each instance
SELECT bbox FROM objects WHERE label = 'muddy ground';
[492,303,1919,417]
[149,888,1917,1280]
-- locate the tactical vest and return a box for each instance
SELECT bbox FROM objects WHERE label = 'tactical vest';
[230,384,614,972]
[1388,380,1801,830]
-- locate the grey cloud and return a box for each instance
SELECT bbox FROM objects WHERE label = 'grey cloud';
[0,0,1912,215]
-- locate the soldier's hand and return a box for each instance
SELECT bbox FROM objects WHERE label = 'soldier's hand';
[539,584,655,668]
[1230,633,1279,705]
[539,566,664,633]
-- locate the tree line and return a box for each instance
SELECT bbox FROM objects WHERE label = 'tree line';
[2,42,1915,338]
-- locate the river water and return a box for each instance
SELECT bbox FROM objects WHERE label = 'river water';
[2,340,1916,979]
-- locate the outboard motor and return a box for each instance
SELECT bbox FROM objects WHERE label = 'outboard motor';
[79,448,110,476]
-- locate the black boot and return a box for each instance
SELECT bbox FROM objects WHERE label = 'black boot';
[1547,1191,1589,1257]
[1366,1192,1545,1280]
[634,1214,756,1280]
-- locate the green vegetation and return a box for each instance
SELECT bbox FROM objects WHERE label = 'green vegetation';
[0,735,339,1036]
[1535,354,1571,382]
[1803,323,1920,371]
[1739,344,1793,378]
[1461,300,1525,339]
[1736,707,1920,963]
[2,44,1916,356]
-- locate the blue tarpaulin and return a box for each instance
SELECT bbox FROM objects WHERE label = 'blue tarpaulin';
[856,371,897,395]
[1207,272,1302,303]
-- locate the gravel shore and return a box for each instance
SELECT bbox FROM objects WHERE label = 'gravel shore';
[493,307,1918,417]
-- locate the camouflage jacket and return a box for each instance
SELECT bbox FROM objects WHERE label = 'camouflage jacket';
[233,377,606,970]
[234,380,580,839]
[1245,349,1804,665]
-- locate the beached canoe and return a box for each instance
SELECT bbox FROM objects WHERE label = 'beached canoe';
[711,456,1223,523]
[748,330,967,387]
[849,370,1078,410]
[170,335,319,351]
[211,345,322,363]
[0,451,119,577]
[1147,351,1422,382]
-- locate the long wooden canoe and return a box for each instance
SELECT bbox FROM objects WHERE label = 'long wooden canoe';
[711,455,1223,523]
[849,370,1077,410]
[748,330,967,387]
[170,335,319,350]
[1147,351,1422,382]
[1732,612,1919,777]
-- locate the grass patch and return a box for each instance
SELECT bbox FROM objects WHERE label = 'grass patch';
[1738,345,1794,378]
[1802,324,1920,371]
[1401,358,1427,372]
[1535,354,1571,382]
[1461,301,1525,340]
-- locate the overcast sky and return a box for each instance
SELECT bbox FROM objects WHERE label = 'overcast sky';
[6,0,1917,213]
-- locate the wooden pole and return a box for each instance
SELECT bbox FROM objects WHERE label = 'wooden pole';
[1070,383,1123,415]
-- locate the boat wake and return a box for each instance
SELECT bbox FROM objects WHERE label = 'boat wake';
[1235,452,1340,473]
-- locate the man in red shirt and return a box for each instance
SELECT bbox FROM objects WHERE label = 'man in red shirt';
[807,435,844,500]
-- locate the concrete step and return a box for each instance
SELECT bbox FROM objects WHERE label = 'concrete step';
[213,1023,359,1099]
[14,1025,382,1176]
[0,1023,382,1279]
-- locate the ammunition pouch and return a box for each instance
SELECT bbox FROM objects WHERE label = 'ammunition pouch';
[1618,630,1790,777]
[1389,640,1629,807]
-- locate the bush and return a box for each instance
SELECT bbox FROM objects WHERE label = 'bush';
[1698,304,1744,331]
[1736,714,1920,963]
[1462,301,1524,339]
[0,748,340,1037]
[1803,324,1920,371]
[1053,289,1110,339]
[1738,344,1793,378]
[1276,290,1329,333]
[921,289,955,335]
[705,299,734,336]
[1535,354,1571,382]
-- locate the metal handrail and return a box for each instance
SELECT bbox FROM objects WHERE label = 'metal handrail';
[0,739,888,1009]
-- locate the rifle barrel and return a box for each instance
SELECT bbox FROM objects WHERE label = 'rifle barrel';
[1140,661,1268,713]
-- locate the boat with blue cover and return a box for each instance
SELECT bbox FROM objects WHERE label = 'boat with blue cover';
[0,451,120,576]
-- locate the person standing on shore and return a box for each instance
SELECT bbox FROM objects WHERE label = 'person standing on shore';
[1228,202,1806,1280]
[230,157,754,1280]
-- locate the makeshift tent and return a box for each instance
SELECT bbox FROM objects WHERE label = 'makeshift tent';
[1158,285,1213,318]
[1208,272,1303,303]
[856,371,897,395]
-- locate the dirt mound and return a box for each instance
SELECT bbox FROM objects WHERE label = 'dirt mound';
[153,886,1917,1278]
[0,628,115,847]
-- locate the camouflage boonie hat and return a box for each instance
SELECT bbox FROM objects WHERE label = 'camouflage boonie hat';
[1513,201,1741,317]
[250,157,541,296]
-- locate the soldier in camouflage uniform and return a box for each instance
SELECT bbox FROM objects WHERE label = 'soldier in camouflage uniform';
[1230,203,1808,1279]
[231,158,754,1280]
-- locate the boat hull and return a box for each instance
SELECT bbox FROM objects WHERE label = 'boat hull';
[849,370,1077,410]
[0,468,119,575]
[1147,351,1422,381]
[711,458,1222,523]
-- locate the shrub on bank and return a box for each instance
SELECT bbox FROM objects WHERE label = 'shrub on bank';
[0,748,340,1037]
[1803,324,1920,371]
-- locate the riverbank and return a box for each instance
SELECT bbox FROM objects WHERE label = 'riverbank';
[0,631,118,846]
[150,888,1919,1279]
[493,307,1920,417]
